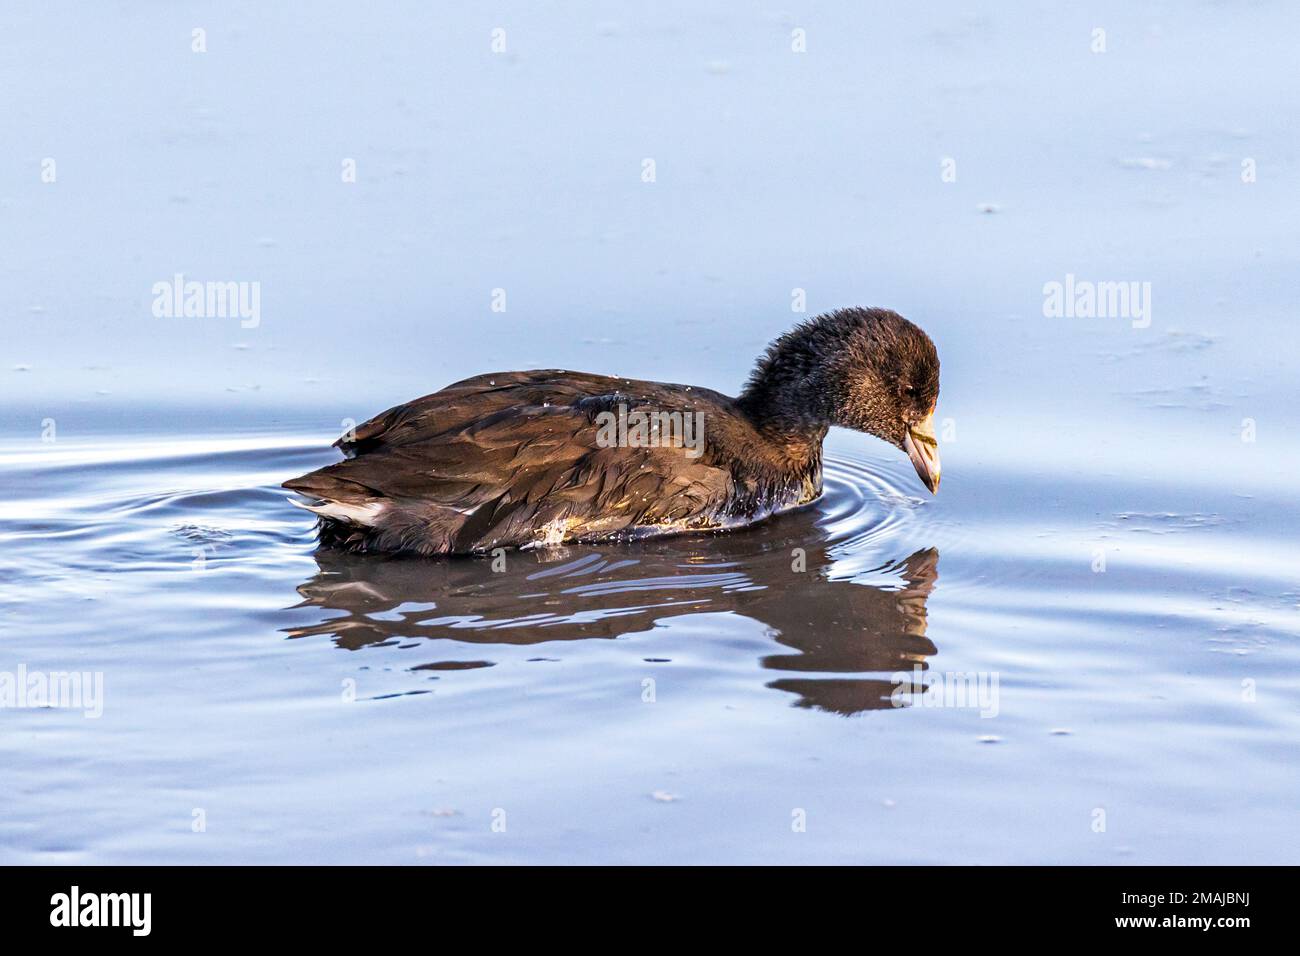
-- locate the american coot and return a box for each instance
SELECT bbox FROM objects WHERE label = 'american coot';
[284,307,940,555]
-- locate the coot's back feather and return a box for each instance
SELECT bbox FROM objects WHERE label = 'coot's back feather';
[284,370,819,555]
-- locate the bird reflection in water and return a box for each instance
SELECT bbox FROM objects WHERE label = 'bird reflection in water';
[285,508,938,715]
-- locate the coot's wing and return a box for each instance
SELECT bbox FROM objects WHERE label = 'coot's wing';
[284,374,738,554]
[336,371,621,455]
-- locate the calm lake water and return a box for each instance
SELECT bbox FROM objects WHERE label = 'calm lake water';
[3,2,1299,864]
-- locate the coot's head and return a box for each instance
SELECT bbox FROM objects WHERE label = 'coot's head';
[739,307,942,492]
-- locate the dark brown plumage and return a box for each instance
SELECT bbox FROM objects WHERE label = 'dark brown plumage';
[284,307,941,555]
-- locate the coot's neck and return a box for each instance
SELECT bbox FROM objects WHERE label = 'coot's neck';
[735,330,840,454]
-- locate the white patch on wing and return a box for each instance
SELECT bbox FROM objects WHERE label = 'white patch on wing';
[287,496,386,526]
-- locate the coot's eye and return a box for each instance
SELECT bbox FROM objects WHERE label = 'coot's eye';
[903,385,917,397]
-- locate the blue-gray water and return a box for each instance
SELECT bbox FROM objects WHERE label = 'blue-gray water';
[2,2,1298,864]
